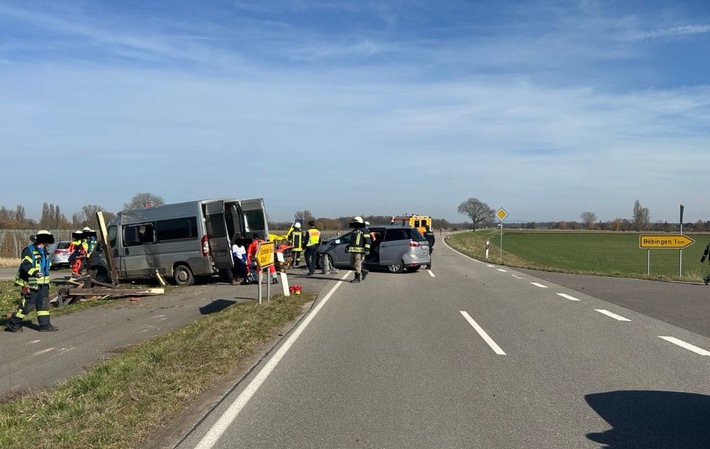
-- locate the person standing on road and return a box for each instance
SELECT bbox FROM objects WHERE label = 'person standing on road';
[304,220,320,276]
[423,225,435,270]
[6,230,58,333]
[287,221,304,267]
[346,216,371,283]
[68,229,86,276]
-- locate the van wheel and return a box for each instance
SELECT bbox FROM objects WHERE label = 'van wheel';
[173,264,195,286]
[387,261,405,273]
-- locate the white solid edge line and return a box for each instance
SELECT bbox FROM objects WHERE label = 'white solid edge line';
[594,309,631,322]
[460,311,506,355]
[557,293,581,301]
[194,273,350,449]
[659,336,710,356]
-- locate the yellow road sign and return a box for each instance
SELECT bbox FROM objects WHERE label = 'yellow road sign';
[639,234,694,249]
[496,208,508,221]
[256,241,275,268]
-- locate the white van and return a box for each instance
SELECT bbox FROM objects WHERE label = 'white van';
[89,198,268,285]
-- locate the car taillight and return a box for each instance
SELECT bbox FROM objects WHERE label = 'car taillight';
[201,235,210,256]
[410,240,420,247]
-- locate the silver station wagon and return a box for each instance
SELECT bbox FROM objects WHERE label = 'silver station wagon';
[318,225,430,273]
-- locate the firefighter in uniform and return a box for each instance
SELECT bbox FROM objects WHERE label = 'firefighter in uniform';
[83,227,98,257]
[287,221,304,267]
[346,216,371,283]
[68,229,86,276]
[304,220,320,275]
[6,230,58,332]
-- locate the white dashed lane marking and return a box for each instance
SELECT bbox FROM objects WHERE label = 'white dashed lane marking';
[659,336,710,356]
[530,282,548,289]
[595,309,631,322]
[557,293,581,301]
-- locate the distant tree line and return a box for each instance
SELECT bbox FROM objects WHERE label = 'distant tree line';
[458,197,707,233]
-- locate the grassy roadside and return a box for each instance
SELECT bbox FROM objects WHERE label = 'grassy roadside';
[446,229,709,282]
[0,290,314,449]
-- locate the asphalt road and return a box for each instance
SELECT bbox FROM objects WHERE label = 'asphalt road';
[0,267,332,397]
[174,239,710,449]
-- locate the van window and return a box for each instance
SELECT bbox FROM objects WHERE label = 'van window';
[244,210,266,232]
[124,223,154,246]
[156,217,198,241]
[108,225,117,249]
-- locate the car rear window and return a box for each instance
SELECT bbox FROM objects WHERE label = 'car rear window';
[410,228,426,242]
[57,241,71,249]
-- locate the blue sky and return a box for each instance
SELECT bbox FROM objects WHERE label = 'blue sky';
[2,0,709,224]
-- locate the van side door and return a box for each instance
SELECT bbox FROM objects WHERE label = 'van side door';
[120,222,158,279]
[240,198,269,240]
[204,200,233,270]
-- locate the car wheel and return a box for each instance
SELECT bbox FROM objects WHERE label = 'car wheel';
[388,261,405,273]
[91,267,111,284]
[173,264,195,286]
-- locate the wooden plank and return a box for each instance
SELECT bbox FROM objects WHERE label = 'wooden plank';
[61,287,164,297]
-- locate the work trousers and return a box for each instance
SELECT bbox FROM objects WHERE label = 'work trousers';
[350,252,364,274]
[304,246,318,273]
[11,284,52,326]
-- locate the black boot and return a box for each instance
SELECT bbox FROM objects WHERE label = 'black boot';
[361,269,368,281]
[351,273,361,283]
[5,314,23,333]
[39,324,58,332]
[705,275,710,286]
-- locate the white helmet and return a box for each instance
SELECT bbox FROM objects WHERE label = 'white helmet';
[353,216,363,223]
[294,222,301,229]
[365,221,370,226]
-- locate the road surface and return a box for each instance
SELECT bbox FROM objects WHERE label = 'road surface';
[173,239,710,448]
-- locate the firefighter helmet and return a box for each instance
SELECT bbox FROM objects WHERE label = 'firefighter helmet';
[35,230,55,245]
[294,222,301,229]
[353,216,363,224]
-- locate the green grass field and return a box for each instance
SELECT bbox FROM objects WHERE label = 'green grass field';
[446,230,710,281]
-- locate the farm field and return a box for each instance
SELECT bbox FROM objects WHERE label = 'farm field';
[446,230,710,281]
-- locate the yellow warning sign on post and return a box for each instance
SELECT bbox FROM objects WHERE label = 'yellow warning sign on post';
[256,241,275,269]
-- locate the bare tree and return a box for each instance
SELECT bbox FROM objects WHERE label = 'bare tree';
[632,200,650,231]
[457,198,494,231]
[123,192,166,210]
[580,211,598,230]
[293,210,314,224]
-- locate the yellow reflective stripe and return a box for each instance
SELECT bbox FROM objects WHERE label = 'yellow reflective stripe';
[37,311,50,316]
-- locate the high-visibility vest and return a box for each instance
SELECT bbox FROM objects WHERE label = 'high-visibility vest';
[16,244,51,288]
[290,230,304,252]
[347,230,371,253]
[306,228,320,247]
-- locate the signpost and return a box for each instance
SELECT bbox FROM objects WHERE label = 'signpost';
[639,233,694,275]
[256,241,275,304]
[495,208,508,259]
